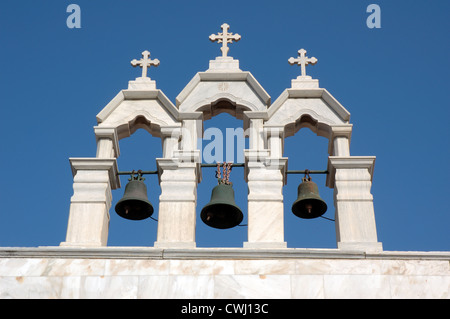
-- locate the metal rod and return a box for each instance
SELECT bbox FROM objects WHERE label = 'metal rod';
[117,170,158,176]
[286,170,328,175]
[200,163,245,168]
[118,163,246,176]
[118,166,327,176]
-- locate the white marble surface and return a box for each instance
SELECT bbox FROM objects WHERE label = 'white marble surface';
[0,248,448,299]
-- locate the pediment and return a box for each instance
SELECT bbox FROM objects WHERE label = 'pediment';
[96,90,180,139]
[176,71,271,119]
[266,88,351,137]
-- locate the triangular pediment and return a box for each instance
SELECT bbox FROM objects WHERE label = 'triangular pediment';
[266,88,351,138]
[96,89,180,139]
[176,69,270,120]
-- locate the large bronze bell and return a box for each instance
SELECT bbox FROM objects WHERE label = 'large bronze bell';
[201,183,243,229]
[292,176,327,219]
[115,172,154,221]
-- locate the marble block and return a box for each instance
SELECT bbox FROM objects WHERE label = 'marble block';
[291,76,319,88]
[0,248,449,299]
[207,57,240,72]
[128,77,157,90]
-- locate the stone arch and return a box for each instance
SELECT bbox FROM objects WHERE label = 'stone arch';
[176,72,270,114]
[266,88,352,157]
[112,114,165,141]
[95,113,172,161]
[285,113,333,140]
[195,97,254,121]
[94,90,182,159]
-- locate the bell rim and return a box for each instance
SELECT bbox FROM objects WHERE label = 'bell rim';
[291,198,327,219]
[200,203,244,229]
[115,199,154,221]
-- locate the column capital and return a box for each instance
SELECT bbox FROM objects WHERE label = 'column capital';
[156,158,200,200]
[326,156,376,188]
[94,126,120,158]
[327,124,353,156]
[244,149,288,184]
[263,125,285,137]
[160,125,182,138]
[69,157,120,190]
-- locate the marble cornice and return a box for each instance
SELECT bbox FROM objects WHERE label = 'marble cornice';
[1,247,448,261]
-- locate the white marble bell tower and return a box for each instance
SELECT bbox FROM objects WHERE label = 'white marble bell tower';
[61,24,382,253]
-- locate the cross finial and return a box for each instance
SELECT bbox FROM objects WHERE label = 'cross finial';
[131,50,160,78]
[288,49,318,77]
[209,23,241,57]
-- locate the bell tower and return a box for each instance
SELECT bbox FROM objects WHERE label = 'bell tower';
[61,23,382,253]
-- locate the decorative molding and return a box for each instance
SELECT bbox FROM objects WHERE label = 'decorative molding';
[69,157,120,190]
[1,247,449,261]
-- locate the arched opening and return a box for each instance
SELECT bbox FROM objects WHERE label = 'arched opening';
[114,115,162,140]
[108,128,162,247]
[195,97,252,120]
[283,124,336,249]
[196,110,249,247]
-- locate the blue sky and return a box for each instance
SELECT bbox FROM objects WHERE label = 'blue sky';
[0,0,449,251]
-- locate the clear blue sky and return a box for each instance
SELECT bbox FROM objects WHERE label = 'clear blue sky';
[0,0,449,251]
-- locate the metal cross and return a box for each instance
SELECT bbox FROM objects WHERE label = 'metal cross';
[288,49,318,77]
[209,23,241,57]
[131,50,160,78]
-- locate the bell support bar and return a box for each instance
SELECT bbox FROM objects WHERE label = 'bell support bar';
[117,164,328,176]
[118,170,158,176]
[286,170,328,175]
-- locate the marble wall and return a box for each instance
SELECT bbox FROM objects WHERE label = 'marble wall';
[0,248,448,299]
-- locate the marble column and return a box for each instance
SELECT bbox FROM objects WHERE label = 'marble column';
[327,156,383,252]
[178,113,203,161]
[328,125,352,157]
[244,149,288,249]
[154,158,200,248]
[160,126,181,159]
[94,127,120,159]
[61,158,120,247]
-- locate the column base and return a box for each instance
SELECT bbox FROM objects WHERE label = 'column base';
[59,241,106,248]
[338,242,383,253]
[243,242,287,249]
[154,241,196,249]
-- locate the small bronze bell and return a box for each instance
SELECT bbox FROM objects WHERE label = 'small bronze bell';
[201,163,243,229]
[115,172,154,221]
[292,176,327,219]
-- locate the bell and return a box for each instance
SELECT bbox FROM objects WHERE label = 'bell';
[115,177,154,221]
[292,177,327,219]
[201,183,243,229]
